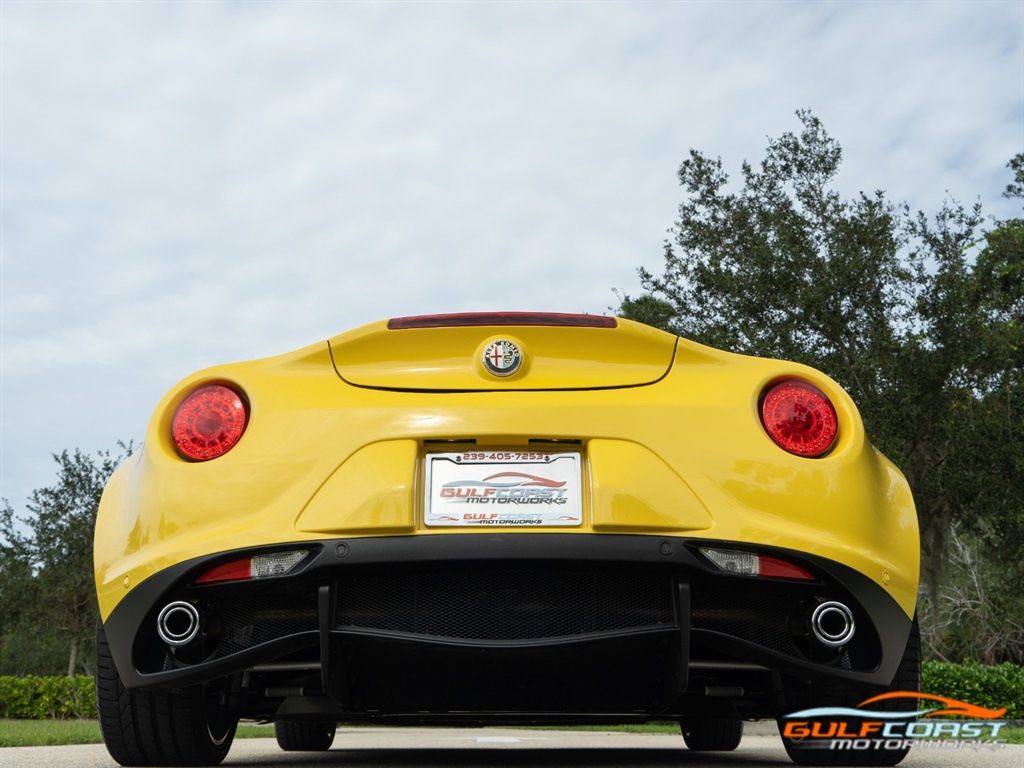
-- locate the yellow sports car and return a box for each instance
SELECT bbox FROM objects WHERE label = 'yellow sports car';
[94,312,919,766]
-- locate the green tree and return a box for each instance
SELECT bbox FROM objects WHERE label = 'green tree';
[0,538,64,675]
[0,446,130,676]
[618,112,1023,660]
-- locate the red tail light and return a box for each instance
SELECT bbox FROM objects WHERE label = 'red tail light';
[760,380,838,457]
[172,384,248,461]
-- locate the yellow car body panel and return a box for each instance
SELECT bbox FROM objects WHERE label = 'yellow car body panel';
[95,320,918,623]
[330,317,676,389]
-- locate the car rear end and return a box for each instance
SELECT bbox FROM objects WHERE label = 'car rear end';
[94,312,919,764]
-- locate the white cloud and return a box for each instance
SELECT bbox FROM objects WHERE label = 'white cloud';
[1,0,1021,507]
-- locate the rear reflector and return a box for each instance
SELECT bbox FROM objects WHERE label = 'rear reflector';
[195,558,250,583]
[196,550,309,584]
[758,555,816,580]
[700,547,814,580]
[387,312,618,330]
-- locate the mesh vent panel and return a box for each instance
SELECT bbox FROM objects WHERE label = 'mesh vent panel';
[691,591,798,655]
[214,593,318,658]
[336,569,675,641]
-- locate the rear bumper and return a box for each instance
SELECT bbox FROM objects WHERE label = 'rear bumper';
[104,533,912,716]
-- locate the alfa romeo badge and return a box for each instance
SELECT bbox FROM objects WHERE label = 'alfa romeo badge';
[482,339,522,377]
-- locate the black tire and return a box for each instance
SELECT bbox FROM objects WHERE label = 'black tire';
[274,720,337,751]
[96,621,238,766]
[778,618,921,767]
[680,718,743,751]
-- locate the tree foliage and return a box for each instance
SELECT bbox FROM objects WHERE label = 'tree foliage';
[619,111,1023,661]
[1,446,131,676]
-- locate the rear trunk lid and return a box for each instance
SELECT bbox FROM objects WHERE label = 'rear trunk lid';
[329,313,677,391]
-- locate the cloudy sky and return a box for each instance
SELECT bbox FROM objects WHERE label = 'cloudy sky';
[1,1,1021,512]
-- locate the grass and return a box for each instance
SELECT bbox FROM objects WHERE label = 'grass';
[1,719,1021,748]
[0,720,274,748]
[0,719,103,747]
[1005,727,1024,745]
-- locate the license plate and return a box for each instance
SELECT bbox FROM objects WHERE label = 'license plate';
[424,451,583,527]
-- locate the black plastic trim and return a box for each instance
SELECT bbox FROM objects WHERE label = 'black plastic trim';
[102,533,913,692]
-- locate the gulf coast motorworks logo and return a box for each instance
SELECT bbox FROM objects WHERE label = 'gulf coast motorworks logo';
[440,472,570,506]
[781,692,1009,753]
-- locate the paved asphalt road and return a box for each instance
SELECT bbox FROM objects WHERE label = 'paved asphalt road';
[3,726,1022,768]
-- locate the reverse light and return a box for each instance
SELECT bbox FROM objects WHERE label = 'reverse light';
[172,384,248,461]
[196,550,309,584]
[760,380,838,457]
[700,547,814,580]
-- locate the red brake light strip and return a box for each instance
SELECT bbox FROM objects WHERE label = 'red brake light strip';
[387,313,618,330]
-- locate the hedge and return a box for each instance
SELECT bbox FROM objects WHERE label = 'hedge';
[0,664,1021,720]
[0,675,97,719]
[923,661,1024,720]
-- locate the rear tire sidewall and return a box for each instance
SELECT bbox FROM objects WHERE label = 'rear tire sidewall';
[95,621,238,766]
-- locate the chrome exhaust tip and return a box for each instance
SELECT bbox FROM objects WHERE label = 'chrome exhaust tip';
[810,601,855,647]
[156,601,202,647]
